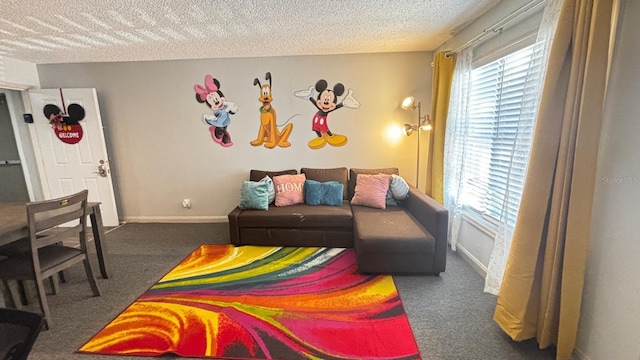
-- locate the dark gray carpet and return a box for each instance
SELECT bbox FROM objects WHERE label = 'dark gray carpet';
[15,223,555,360]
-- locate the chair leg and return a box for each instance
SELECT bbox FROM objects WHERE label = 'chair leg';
[2,279,22,309]
[58,270,66,283]
[82,258,101,296]
[34,276,52,329]
[49,276,60,295]
[17,280,29,305]
[55,242,67,284]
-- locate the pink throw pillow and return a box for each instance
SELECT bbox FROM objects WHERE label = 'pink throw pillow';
[351,174,391,209]
[273,174,306,206]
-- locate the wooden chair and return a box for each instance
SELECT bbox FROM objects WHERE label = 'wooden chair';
[0,190,101,329]
[0,237,66,306]
[0,308,45,360]
[0,232,68,304]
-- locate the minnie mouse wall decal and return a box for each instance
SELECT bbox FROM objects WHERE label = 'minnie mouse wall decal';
[194,74,237,147]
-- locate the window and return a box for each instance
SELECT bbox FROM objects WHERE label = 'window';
[458,44,538,227]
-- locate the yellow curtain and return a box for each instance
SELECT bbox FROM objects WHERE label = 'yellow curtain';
[425,52,455,204]
[493,1,615,359]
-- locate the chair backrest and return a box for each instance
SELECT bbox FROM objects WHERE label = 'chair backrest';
[26,190,89,252]
[0,308,45,360]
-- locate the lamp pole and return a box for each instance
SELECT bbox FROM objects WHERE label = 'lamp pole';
[402,97,430,191]
[415,102,422,190]
[416,128,421,190]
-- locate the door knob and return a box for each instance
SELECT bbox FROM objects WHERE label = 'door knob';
[94,160,109,177]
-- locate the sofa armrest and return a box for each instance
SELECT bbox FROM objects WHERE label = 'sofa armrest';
[402,186,449,273]
[228,206,243,245]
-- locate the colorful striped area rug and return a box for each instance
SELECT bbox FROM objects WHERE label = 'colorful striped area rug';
[79,245,421,360]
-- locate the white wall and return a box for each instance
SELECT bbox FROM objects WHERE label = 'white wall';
[36,52,433,221]
[0,56,40,89]
[576,0,640,359]
[437,0,543,57]
[0,56,43,201]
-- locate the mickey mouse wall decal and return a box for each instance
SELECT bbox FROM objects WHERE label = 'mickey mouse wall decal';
[194,74,237,147]
[43,102,86,145]
[250,72,294,148]
[295,79,360,149]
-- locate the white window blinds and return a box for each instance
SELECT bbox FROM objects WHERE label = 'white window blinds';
[460,44,538,226]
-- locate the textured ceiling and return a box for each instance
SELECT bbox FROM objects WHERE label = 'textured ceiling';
[0,0,499,64]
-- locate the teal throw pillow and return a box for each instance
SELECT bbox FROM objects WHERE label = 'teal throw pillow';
[304,180,343,206]
[239,181,270,210]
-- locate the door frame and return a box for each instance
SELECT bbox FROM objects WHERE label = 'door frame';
[25,88,120,227]
[24,90,49,199]
[1,89,39,201]
[5,88,119,211]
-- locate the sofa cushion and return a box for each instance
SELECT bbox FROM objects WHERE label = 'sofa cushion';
[239,228,353,248]
[301,167,348,199]
[348,167,399,199]
[273,174,306,206]
[351,174,391,209]
[258,175,276,203]
[390,174,410,200]
[386,189,398,207]
[304,180,344,206]
[352,205,435,254]
[250,169,297,182]
[238,201,353,229]
[239,180,270,210]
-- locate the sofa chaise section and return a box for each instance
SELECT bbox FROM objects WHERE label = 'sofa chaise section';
[353,186,447,275]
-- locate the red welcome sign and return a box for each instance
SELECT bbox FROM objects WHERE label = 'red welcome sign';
[54,124,83,144]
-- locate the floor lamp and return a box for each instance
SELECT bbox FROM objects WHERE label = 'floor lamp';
[402,96,432,188]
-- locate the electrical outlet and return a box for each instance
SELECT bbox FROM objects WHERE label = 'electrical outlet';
[182,199,191,209]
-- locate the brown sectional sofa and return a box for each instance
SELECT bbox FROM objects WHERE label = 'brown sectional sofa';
[227,167,448,275]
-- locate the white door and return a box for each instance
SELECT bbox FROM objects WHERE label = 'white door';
[28,88,119,226]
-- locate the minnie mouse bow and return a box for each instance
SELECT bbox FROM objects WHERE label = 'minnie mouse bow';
[194,74,218,101]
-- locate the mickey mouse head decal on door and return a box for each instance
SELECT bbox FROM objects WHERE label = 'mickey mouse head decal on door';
[44,103,86,144]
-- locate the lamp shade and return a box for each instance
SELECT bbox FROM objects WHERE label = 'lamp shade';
[403,124,415,136]
[401,96,416,110]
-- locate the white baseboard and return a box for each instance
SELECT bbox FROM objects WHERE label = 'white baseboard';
[456,243,489,278]
[571,347,590,360]
[124,216,229,223]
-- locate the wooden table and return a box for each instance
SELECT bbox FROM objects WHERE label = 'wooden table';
[0,202,110,279]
